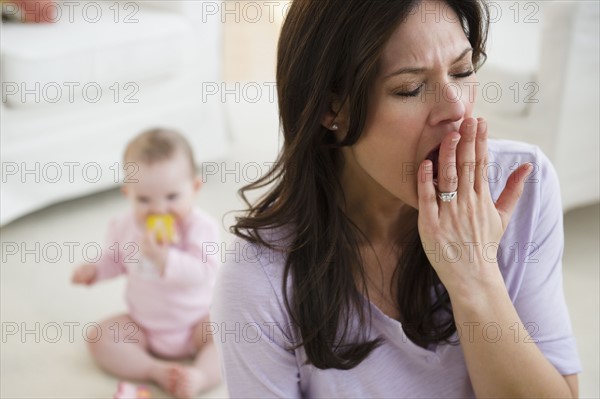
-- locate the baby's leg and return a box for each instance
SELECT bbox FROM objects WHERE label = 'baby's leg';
[87,314,177,394]
[172,315,222,398]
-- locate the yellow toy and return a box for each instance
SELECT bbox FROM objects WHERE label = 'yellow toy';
[145,214,176,244]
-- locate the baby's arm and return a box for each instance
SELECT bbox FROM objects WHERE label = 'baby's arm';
[71,217,127,285]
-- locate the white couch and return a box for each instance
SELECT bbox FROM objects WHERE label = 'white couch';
[474,0,599,212]
[1,0,229,225]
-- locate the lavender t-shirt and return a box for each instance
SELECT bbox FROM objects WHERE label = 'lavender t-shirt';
[210,139,582,398]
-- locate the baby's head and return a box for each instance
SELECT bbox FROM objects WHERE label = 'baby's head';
[121,128,201,225]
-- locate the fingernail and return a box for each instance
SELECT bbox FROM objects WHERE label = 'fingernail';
[525,162,534,173]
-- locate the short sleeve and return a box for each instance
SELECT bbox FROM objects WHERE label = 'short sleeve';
[510,147,582,375]
[209,239,302,398]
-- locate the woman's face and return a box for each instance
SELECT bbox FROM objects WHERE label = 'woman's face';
[348,0,477,209]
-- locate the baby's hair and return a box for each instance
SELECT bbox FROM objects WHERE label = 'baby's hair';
[123,128,196,176]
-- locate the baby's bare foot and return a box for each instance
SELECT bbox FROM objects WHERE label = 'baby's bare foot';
[172,365,208,399]
[148,363,178,395]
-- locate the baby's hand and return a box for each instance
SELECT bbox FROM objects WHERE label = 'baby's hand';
[141,230,169,275]
[72,263,97,285]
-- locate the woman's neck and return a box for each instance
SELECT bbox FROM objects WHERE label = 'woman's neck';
[338,148,414,245]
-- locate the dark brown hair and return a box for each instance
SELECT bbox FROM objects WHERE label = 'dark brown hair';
[233,0,489,370]
[123,128,196,176]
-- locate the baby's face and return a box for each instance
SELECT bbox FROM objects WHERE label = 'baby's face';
[122,154,200,227]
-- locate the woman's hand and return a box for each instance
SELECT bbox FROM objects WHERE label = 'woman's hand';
[416,117,533,295]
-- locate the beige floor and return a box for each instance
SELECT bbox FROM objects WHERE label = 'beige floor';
[2,7,600,398]
[0,95,280,398]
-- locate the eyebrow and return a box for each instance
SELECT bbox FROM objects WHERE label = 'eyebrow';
[384,47,473,79]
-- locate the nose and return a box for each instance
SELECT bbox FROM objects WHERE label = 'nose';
[427,82,466,128]
[149,200,168,215]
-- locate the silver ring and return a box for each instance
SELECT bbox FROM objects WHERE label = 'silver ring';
[437,191,457,202]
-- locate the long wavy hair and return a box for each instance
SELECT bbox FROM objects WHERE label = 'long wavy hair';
[233,0,489,370]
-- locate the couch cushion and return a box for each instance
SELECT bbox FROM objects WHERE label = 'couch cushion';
[474,1,542,117]
[1,1,191,108]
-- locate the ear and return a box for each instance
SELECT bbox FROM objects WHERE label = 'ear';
[320,95,348,132]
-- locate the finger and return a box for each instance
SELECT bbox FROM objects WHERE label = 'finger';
[456,117,478,196]
[87,268,96,281]
[417,160,438,220]
[436,132,461,195]
[143,230,156,252]
[495,163,533,230]
[474,117,491,196]
[146,229,156,245]
[157,235,169,248]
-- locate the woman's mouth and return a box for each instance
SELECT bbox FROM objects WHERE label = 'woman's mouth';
[425,145,441,184]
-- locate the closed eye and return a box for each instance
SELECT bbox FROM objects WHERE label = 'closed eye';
[395,84,424,98]
[394,70,474,98]
[453,70,474,78]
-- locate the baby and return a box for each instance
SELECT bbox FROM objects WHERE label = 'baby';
[72,128,221,398]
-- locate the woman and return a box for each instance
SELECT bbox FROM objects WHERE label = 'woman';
[211,0,581,397]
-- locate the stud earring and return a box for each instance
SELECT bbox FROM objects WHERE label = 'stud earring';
[331,123,339,131]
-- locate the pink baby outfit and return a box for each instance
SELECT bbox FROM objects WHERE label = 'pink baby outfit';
[93,208,220,359]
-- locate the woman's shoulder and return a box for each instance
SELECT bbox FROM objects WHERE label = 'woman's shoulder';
[486,138,560,210]
[486,138,551,179]
[218,232,288,285]
[486,138,562,236]
[210,228,293,322]
[487,137,540,156]
[488,139,564,297]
